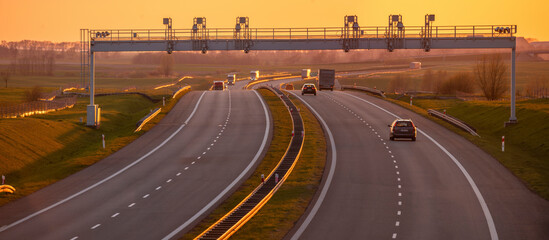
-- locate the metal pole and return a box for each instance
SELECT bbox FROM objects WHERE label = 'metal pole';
[509,46,517,122]
[90,51,95,106]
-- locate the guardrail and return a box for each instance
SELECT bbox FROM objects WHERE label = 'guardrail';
[172,85,191,99]
[244,75,299,90]
[195,86,304,239]
[0,96,77,119]
[427,109,479,137]
[341,85,386,98]
[64,92,156,102]
[135,108,161,132]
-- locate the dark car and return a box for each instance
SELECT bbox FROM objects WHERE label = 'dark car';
[301,83,317,95]
[388,119,417,141]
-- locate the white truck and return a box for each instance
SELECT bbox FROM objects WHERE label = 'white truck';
[301,69,311,79]
[250,70,259,81]
[227,74,236,85]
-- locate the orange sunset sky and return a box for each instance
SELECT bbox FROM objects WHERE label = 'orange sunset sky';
[1,0,548,42]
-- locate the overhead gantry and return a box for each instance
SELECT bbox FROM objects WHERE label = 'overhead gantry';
[80,15,518,127]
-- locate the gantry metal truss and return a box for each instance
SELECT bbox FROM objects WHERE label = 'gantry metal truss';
[81,15,518,126]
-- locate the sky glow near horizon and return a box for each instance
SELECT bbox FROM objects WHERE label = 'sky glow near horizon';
[1,0,547,42]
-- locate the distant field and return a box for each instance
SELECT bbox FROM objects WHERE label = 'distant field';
[339,61,549,94]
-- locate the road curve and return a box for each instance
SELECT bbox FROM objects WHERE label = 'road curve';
[0,89,271,240]
[289,90,549,240]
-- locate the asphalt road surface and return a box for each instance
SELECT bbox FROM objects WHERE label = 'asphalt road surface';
[0,89,271,240]
[289,90,549,240]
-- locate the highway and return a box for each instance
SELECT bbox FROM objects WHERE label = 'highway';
[288,90,549,239]
[0,90,271,240]
[1,75,548,240]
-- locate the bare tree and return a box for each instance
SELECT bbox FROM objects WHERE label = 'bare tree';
[439,72,475,95]
[387,74,408,94]
[526,77,549,98]
[421,69,434,91]
[1,70,9,88]
[159,54,174,77]
[25,86,42,102]
[434,70,447,94]
[474,54,508,100]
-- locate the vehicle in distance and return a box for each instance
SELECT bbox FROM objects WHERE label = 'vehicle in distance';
[227,74,236,85]
[301,69,311,79]
[388,119,417,141]
[213,81,226,90]
[318,69,335,91]
[250,70,259,81]
[301,83,317,95]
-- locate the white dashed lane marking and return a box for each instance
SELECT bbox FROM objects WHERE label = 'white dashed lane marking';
[91,224,101,230]
[328,95,405,239]
[111,213,120,218]
[128,203,135,208]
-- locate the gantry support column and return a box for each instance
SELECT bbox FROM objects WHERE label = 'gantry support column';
[86,51,100,126]
[506,46,517,126]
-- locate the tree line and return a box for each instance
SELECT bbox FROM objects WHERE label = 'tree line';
[0,40,80,76]
[388,54,548,100]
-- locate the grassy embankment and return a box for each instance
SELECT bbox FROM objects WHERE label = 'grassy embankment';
[0,87,190,206]
[183,89,326,239]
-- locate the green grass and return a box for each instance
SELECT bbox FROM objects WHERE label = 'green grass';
[182,88,326,239]
[380,94,549,200]
[230,91,326,239]
[0,88,189,206]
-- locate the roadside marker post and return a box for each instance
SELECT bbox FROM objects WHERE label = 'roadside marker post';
[502,136,505,152]
[410,96,413,106]
[275,173,279,184]
[261,174,265,184]
[163,97,165,106]
[102,134,105,149]
[2,175,5,185]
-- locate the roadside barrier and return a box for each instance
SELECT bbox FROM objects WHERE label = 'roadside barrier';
[0,96,77,119]
[0,185,16,194]
[427,109,479,137]
[135,108,161,132]
[341,85,386,98]
[195,86,304,240]
[172,86,191,99]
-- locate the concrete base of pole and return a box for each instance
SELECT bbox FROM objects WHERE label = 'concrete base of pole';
[504,119,518,127]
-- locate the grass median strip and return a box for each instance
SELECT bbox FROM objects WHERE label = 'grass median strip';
[182,89,326,240]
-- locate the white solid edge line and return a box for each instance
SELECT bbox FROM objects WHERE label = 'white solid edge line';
[289,91,337,240]
[161,89,270,240]
[339,91,498,240]
[0,91,207,233]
